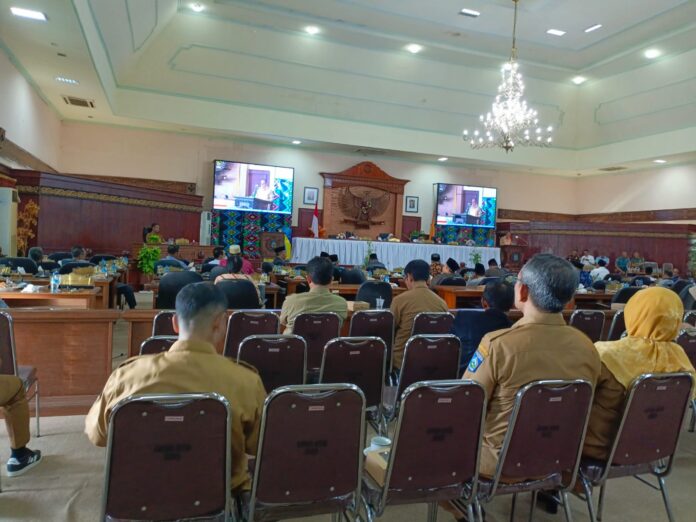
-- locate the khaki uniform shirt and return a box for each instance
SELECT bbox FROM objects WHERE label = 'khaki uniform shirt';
[85,340,266,492]
[280,286,348,334]
[583,363,625,460]
[463,313,601,477]
[390,282,449,368]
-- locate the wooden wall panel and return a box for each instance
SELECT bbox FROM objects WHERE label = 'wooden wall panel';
[294,207,323,238]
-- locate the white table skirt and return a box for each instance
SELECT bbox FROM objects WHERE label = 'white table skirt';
[290,238,500,270]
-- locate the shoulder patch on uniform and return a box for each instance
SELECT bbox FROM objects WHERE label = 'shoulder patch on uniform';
[235,359,260,375]
[467,350,485,373]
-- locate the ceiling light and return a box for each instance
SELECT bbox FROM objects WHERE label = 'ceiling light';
[546,29,566,36]
[55,76,79,85]
[584,24,602,33]
[292,140,302,145]
[10,7,47,21]
[437,157,448,162]
[572,76,587,85]
[189,3,204,12]
[304,25,320,35]
[464,0,552,153]
[653,159,667,164]
[644,48,662,59]
[405,43,423,54]
[459,8,481,18]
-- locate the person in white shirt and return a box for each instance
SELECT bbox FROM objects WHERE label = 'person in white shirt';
[580,249,596,266]
[590,259,610,282]
[207,246,225,266]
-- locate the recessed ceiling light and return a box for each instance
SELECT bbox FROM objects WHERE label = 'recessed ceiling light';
[572,76,587,85]
[10,7,47,21]
[405,43,423,54]
[437,157,448,162]
[584,24,602,33]
[304,25,320,35]
[292,140,302,145]
[189,2,204,13]
[644,48,662,59]
[546,29,566,36]
[55,76,79,85]
[459,8,480,18]
[653,159,667,164]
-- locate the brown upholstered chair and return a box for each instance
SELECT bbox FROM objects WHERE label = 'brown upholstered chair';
[101,393,232,521]
[293,312,341,373]
[569,310,606,342]
[247,384,365,521]
[0,311,40,438]
[237,334,306,392]
[223,310,279,360]
[138,335,178,356]
[577,373,694,522]
[684,311,696,327]
[410,312,454,337]
[606,309,626,341]
[151,310,176,336]
[349,310,394,375]
[361,380,486,522]
[477,379,594,522]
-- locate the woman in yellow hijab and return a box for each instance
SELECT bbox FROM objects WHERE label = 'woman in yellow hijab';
[583,287,695,460]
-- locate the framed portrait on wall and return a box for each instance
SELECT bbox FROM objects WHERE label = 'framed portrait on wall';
[405,196,419,213]
[303,187,319,205]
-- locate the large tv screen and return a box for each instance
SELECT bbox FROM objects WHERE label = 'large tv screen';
[213,160,294,214]
[435,183,498,229]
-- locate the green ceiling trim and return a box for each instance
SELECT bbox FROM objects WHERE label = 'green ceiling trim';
[125,0,159,53]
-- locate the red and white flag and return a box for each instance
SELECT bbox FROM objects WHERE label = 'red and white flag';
[311,200,319,237]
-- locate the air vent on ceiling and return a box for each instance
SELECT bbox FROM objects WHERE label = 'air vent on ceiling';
[598,166,627,172]
[354,148,386,156]
[62,95,95,108]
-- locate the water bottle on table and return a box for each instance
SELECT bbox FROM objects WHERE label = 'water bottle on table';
[50,273,61,293]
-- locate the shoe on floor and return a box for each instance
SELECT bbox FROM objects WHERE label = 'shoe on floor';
[7,449,42,477]
[536,490,559,514]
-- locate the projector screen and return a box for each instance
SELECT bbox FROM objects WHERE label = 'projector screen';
[213,160,294,214]
[435,183,498,229]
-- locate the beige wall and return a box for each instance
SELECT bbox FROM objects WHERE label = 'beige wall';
[0,50,61,169]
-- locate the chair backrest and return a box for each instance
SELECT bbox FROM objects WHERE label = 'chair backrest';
[319,337,386,409]
[89,254,116,264]
[491,380,593,496]
[293,312,341,369]
[675,329,696,366]
[383,381,486,504]
[479,277,500,286]
[606,310,626,341]
[685,311,696,327]
[155,271,203,309]
[397,335,461,399]
[349,310,394,369]
[0,257,39,274]
[605,373,693,471]
[0,311,18,376]
[681,285,696,311]
[355,281,393,309]
[611,286,643,304]
[591,280,607,291]
[630,276,652,287]
[340,268,366,285]
[209,266,229,280]
[662,263,674,274]
[154,259,185,271]
[216,279,261,309]
[238,335,306,391]
[152,310,177,336]
[439,277,468,286]
[643,261,659,274]
[47,251,72,262]
[102,393,231,521]
[671,280,690,296]
[223,310,280,359]
[201,263,216,273]
[248,384,365,521]
[58,261,95,275]
[569,310,606,342]
[39,260,60,272]
[139,335,178,355]
[411,312,454,336]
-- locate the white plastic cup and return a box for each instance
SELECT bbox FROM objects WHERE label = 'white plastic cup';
[375,297,385,309]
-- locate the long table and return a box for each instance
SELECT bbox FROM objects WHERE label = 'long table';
[0,288,102,309]
[435,285,617,309]
[291,238,500,270]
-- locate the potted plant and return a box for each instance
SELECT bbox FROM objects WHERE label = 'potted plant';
[137,245,161,284]
[469,249,482,267]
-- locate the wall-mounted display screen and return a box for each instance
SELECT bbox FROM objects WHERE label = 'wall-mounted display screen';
[435,183,498,229]
[213,160,294,214]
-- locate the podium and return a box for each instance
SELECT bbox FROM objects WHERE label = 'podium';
[501,245,526,271]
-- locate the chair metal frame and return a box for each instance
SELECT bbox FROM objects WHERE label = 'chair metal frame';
[224,310,280,360]
[675,329,696,433]
[151,310,176,336]
[684,311,696,327]
[246,384,366,522]
[569,310,606,342]
[363,380,487,522]
[478,379,594,522]
[238,334,307,388]
[138,335,178,356]
[349,310,395,384]
[576,372,694,522]
[100,392,233,521]
[410,312,455,337]
[0,311,40,438]
[606,310,625,342]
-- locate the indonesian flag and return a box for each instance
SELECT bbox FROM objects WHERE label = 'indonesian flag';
[311,201,319,238]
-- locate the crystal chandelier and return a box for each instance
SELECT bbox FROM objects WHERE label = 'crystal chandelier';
[463,0,552,153]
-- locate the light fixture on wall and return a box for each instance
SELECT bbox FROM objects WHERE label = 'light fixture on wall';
[463,0,552,153]
[189,3,204,13]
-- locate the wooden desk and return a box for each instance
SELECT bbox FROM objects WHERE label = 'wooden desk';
[0,288,102,309]
[435,286,618,310]
[6,274,117,308]
[327,283,407,298]
[5,308,120,415]
[147,280,280,309]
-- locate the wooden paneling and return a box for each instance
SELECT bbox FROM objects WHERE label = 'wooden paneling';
[401,215,421,241]
[499,207,696,223]
[498,209,575,222]
[66,173,196,195]
[295,207,323,238]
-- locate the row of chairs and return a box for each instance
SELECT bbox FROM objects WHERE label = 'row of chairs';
[101,372,695,522]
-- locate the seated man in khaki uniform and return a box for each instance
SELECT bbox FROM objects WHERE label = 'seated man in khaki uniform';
[1,374,42,476]
[85,282,266,494]
[390,259,449,369]
[280,256,348,333]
